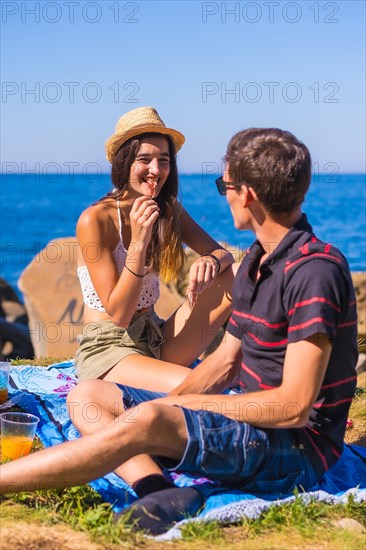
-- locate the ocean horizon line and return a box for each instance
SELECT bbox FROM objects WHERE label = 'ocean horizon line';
[1,172,366,177]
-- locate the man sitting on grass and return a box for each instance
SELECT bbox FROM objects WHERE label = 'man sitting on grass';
[0,128,358,535]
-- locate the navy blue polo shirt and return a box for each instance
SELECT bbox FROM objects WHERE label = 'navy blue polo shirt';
[227,214,358,475]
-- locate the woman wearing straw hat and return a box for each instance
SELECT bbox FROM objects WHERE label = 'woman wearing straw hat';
[75,106,235,392]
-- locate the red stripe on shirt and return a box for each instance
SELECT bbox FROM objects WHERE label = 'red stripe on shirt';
[229,317,238,327]
[241,364,276,389]
[247,332,288,347]
[259,382,275,389]
[330,445,341,459]
[313,397,353,408]
[338,320,358,328]
[288,317,334,332]
[321,375,357,390]
[306,426,341,459]
[284,253,341,273]
[241,362,262,383]
[324,243,332,253]
[288,296,341,316]
[233,310,288,328]
[302,428,328,470]
[299,243,309,255]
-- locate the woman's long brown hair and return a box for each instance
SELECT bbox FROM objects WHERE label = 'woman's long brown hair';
[103,132,185,282]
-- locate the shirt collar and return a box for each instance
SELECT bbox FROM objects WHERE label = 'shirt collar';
[246,214,313,268]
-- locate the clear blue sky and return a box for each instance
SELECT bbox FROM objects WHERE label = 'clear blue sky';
[1,0,365,174]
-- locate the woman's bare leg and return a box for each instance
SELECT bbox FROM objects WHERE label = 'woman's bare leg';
[102,356,190,391]
[161,264,235,365]
[97,264,236,390]
[67,380,163,487]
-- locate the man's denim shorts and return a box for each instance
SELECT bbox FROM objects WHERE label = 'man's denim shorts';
[117,384,319,496]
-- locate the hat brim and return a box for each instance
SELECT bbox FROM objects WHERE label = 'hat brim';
[105,124,185,163]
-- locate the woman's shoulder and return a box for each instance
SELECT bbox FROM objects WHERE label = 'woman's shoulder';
[78,199,116,224]
[77,200,116,235]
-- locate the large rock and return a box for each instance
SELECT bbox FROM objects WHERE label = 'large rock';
[0,278,34,360]
[155,282,184,319]
[16,237,184,358]
[18,238,84,358]
[175,243,246,297]
[352,272,366,353]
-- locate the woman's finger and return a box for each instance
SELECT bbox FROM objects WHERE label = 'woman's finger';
[140,204,160,220]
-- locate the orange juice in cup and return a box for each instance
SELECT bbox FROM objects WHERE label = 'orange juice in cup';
[1,435,33,460]
[0,413,39,462]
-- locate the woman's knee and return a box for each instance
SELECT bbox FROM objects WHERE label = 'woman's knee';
[67,380,100,408]
[67,379,122,420]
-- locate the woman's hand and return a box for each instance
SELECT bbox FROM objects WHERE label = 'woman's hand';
[129,196,160,249]
[186,255,219,308]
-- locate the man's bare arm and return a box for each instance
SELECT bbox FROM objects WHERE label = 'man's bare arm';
[162,334,331,428]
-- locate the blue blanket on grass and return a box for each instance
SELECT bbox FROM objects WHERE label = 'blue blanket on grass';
[5,361,366,541]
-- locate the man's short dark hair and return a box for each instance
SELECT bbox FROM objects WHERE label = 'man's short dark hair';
[225,128,311,215]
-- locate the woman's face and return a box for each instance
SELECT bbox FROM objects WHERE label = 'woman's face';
[128,135,171,198]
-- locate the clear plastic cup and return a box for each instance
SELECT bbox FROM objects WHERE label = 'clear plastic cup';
[0,412,39,461]
[0,363,10,405]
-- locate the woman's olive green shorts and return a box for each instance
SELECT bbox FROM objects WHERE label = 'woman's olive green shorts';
[75,312,165,381]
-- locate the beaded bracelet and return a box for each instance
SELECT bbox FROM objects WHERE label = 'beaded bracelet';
[124,264,145,278]
[202,253,221,274]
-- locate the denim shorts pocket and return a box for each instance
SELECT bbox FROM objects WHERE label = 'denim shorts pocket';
[199,422,243,477]
[246,469,304,497]
[200,445,240,477]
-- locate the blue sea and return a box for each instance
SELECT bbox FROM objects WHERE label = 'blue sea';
[1,173,365,300]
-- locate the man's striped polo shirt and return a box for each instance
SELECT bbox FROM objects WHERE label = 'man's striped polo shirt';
[227,214,358,475]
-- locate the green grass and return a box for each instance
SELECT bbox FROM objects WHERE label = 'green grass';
[2,487,365,549]
[240,493,366,536]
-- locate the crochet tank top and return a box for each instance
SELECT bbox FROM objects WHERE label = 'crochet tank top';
[77,201,160,312]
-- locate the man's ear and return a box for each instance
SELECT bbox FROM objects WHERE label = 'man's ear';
[240,185,258,206]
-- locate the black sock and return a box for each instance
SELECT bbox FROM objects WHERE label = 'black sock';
[132,474,175,498]
[115,486,204,535]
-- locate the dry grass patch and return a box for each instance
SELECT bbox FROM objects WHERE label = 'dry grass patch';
[0,520,102,550]
[10,357,72,367]
[344,386,366,447]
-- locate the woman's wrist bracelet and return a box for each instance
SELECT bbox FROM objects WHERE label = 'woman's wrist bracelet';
[202,253,221,273]
[124,264,145,278]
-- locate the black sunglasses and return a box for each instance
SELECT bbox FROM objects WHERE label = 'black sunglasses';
[215,176,246,196]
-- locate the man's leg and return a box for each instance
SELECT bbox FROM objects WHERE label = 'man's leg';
[67,380,164,487]
[0,400,188,493]
[65,381,203,533]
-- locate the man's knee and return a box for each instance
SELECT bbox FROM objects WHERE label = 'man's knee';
[120,401,173,436]
[121,401,186,454]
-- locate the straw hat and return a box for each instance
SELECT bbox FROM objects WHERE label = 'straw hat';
[105,106,185,162]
